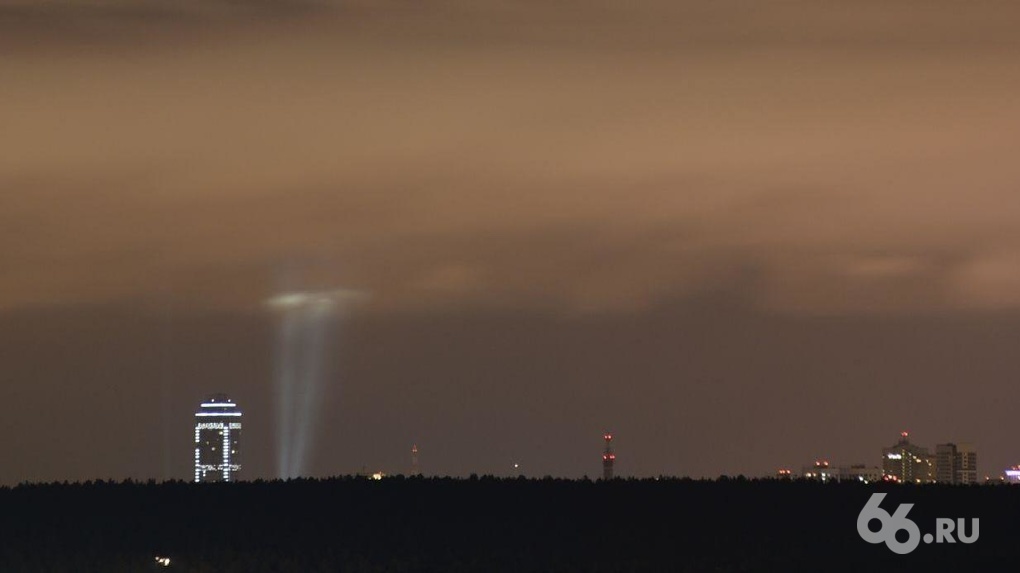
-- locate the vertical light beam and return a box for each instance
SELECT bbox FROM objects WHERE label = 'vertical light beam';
[268,290,363,479]
[274,309,300,479]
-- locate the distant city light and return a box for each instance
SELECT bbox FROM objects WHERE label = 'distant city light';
[603,432,615,480]
[155,556,171,567]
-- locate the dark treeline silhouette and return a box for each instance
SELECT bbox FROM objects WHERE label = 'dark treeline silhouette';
[0,476,1013,572]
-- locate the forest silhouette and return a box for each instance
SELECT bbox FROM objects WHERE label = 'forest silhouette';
[0,476,1010,572]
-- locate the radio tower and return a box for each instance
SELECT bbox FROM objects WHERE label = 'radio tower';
[411,444,420,476]
[602,432,615,480]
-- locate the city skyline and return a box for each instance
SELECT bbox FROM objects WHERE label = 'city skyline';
[5,0,1020,485]
[185,397,1008,484]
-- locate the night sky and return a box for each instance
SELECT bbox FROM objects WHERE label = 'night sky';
[3,0,1020,485]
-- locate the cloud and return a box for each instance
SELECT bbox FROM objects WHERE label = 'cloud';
[3,0,1020,315]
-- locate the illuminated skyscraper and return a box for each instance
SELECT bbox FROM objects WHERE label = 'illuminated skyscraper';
[882,431,934,483]
[194,394,242,483]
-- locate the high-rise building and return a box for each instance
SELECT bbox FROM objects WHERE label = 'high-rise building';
[957,444,977,484]
[882,432,934,483]
[194,394,242,483]
[935,443,978,484]
[935,443,954,483]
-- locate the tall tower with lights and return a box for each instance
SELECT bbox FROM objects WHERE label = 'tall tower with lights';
[602,432,615,480]
[194,394,242,482]
[881,431,934,484]
[411,444,420,476]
